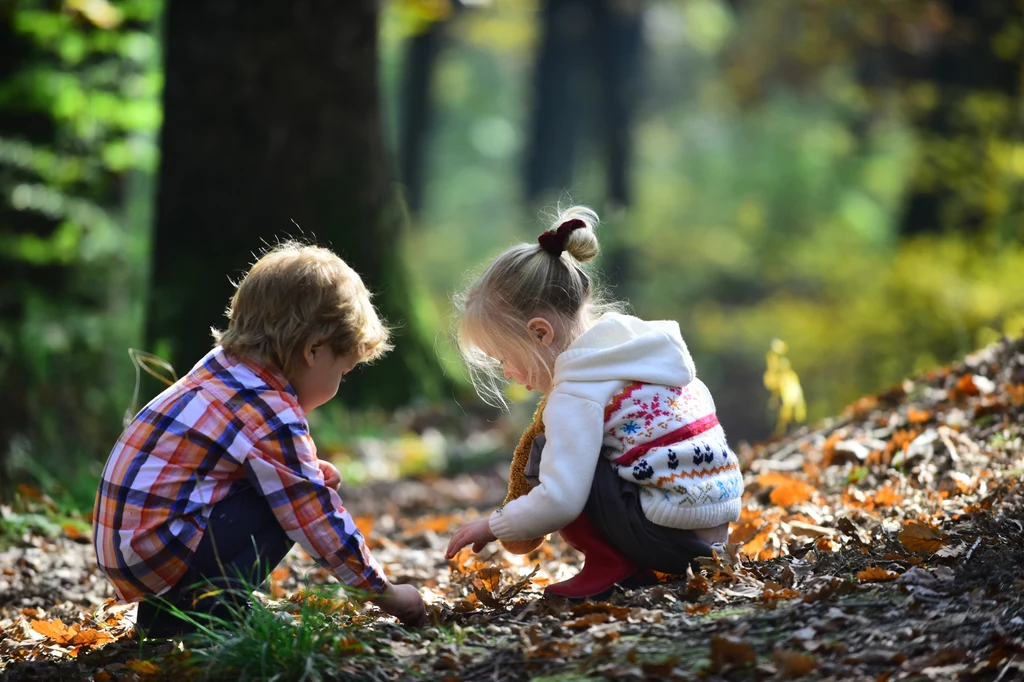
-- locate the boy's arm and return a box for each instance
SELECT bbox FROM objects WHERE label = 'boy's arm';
[245,422,388,595]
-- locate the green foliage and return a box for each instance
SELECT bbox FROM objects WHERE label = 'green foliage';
[0,0,162,499]
[160,584,389,682]
[396,0,1024,437]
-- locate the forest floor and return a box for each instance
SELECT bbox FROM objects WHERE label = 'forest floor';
[1,337,1023,681]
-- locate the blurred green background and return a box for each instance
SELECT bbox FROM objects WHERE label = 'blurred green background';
[1,0,1022,512]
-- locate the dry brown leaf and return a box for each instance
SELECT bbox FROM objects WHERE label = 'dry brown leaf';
[564,613,610,629]
[710,634,757,672]
[898,521,949,554]
[773,648,817,679]
[856,566,899,582]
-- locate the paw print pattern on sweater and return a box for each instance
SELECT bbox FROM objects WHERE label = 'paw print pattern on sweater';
[632,460,655,481]
[692,443,715,466]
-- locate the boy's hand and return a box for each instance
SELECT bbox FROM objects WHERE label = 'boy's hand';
[445,518,497,559]
[318,460,341,489]
[372,583,427,627]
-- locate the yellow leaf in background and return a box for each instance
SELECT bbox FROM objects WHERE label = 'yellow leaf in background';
[764,339,807,435]
[856,566,899,582]
[898,521,949,554]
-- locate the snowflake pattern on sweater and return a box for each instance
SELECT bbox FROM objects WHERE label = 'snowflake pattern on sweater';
[602,379,743,529]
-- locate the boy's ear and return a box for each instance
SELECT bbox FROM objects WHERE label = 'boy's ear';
[526,317,555,347]
[302,340,318,367]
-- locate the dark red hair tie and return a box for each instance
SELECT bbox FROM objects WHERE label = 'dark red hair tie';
[538,218,586,257]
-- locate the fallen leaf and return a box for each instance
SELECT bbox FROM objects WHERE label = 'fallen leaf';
[126,660,162,676]
[69,628,115,647]
[30,619,76,644]
[898,521,949,554]
[565,613,610,629]
[710,634,757,672]
[773,648,817,678]
[906,407,932,424]
[856,567,899,582]
[935,542,967,558]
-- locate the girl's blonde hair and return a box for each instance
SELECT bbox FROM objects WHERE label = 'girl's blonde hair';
[455,205,625,407]
[213,241,392,377]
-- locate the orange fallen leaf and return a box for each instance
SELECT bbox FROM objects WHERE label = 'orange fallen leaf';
[685,604,711,615]
[871,483,902,508]
[63,523,87,541]
[906,407,932,425]
[952,374,980,398]
[271,566,291,582]
[770,480,815,507]
[773,648,817,679]
[70,628,115,647]
[710,634,757,672]
[856,566,899,582]
[31,619,76,644]
[898,521,948,554]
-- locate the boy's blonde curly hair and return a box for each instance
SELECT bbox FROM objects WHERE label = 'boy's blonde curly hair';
[212,241,392,377]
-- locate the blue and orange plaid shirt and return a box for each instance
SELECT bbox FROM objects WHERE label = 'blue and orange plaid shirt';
[93,347,387,602]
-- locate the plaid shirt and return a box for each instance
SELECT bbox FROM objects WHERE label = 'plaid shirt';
[93,347,387,602]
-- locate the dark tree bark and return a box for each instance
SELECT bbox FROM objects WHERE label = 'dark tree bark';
[398,19,447,216]
[524,0,644,207]
[147,0,443,406]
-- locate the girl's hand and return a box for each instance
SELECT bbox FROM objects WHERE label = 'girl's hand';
[318,459,341,489]
[445,519,497,559]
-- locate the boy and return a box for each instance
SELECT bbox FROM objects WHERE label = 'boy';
[93,242,426,637]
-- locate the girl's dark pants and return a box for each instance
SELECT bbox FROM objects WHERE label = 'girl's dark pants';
[135,485,294,638]
[526,436,714,575]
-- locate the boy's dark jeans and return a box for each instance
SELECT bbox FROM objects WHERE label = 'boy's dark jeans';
[135,485,294,639]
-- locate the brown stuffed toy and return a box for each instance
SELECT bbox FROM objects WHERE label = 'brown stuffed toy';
[498,396,548,554]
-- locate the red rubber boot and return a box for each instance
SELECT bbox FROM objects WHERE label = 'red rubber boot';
[545,513,641,599]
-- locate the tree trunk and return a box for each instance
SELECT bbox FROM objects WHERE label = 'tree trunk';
[148,0,442,406]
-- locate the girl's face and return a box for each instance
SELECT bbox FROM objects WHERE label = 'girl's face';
[483,316,559,393]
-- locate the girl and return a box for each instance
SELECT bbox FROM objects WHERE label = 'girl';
[445,207,744,599]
